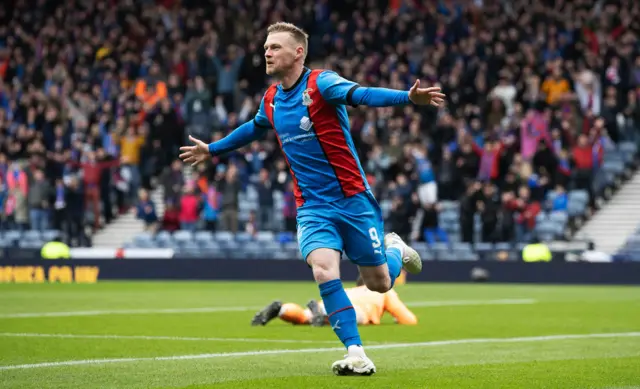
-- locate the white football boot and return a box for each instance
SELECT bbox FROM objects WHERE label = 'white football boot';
[384,232,423,274]
[331,346,376,376]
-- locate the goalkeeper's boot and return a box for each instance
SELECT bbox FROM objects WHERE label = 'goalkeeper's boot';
[384,232,422,274]
[306,299,327,327]
[250,300,282,326]
[331,346,376,376]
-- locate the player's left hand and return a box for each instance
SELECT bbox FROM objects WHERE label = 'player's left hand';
[408,80,446,107]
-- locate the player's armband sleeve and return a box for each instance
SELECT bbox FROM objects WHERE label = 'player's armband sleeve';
[316,71,361,107]
[208,100,271,155]
[317,70,410,107]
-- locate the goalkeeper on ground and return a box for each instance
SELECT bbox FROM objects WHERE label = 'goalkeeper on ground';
[252,276,417,327]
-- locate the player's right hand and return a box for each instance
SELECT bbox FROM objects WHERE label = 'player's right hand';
[179,135,210,167]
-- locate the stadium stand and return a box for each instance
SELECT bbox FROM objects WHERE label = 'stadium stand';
[1,0,639,260]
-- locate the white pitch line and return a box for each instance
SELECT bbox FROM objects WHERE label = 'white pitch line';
[0,333,339,344]
[0,299,537,319]
[0,332,638,371]
[404,298,537,307]
[0,306,262,319]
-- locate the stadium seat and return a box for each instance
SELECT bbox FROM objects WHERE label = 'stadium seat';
[180,241,202,257]
[235,232,254,242]
[23,230,42,241]
[42,230,62,242]
[437,251,458,261]
[255,231,275,242]
[602,160,625,176]
[215,231,235,242]
[194,231,214,244]
[474,242,493,253]
[284,241,299,252]
[453,242,472,253]
[134,232,153,246]
[273,250,293,260]
[494,242,512,252]
[173,230,194,244]
[277,232,295,243]
[155,231,173,245]
[567,201,587,217]
[431,242,450,251]
[459,251,479,261]
[568,190,589,206]
[421,250,435,261]
[199,239,222,250]
[19,239,43,249]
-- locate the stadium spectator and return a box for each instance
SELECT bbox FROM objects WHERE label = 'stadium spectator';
[136,189,158,233]
[256,168,274,231]
[161,200,181,233]
[161,160,185,206]
[178,183,200,232]
[27,169,51,231]
[220,164,240,233]
[282,180,297,233]
[64,176,86,247]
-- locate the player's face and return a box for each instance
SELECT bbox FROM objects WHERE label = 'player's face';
[264,32,299,77]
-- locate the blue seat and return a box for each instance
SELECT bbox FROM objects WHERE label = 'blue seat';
[255,231,275,242]
[19,239,43,249]
[437,251,458,261]
[619,142,637,161]
[23,230,42,241]
[277,232,295,243]
[602,160,624,175]
[412,242,429,253]
[180,241,202,257]
[194,231,214,243]
[421,250,435,261]
[133,239,156,248]
[235,232,254,242]
[42,230,62,242]
[567,202,586,217]
[568,190,589,205]
[263,241,282,253]
[432,242,449,252]
[536,212,549,225]
[494,242,512,251]
[460,251,479,261]
[215,231,235,242]
[155,231,173,244]
[474,242,493,252]
[199,240,222,250]
[134,232,153,245]
[173,230,194,243]
[222,240,240,250]
[273,250,293,260]
[452,242,472,253]
[284,241,299,251]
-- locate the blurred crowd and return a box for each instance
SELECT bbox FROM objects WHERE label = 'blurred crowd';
[1,0,640,246]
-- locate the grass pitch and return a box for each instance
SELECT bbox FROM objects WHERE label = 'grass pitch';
[0,281,639,388]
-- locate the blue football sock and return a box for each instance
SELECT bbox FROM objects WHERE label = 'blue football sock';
[319,279,361,348]
[386,247,402,288]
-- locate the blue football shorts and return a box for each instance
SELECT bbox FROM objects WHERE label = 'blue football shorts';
[296,190,387,267]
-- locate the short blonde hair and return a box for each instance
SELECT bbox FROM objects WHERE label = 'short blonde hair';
[267,22,309,57]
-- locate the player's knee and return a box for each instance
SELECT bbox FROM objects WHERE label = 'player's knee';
[364,274,391,293]
[308,249,341,284]
[312,265,337,284]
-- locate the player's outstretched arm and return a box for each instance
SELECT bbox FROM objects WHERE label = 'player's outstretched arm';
[317,71,445,108]
[179,102,271,167]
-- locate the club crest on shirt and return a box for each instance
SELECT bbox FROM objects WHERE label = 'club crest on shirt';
[302,88,313,106]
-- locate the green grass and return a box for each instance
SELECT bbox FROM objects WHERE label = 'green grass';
[0,281,639,388]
